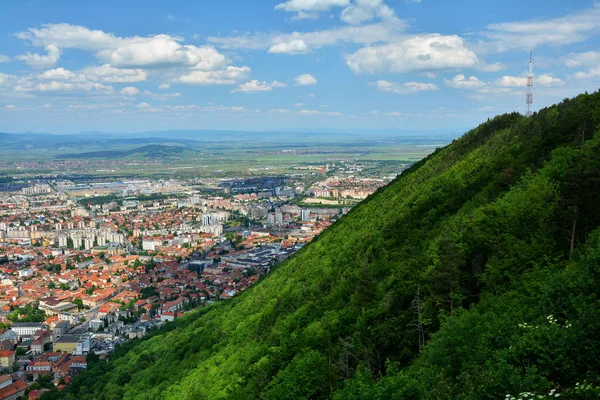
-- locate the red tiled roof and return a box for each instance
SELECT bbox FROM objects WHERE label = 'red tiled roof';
[0,379,27,400]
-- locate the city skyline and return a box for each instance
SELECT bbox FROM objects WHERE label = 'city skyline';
[1,0,599,134]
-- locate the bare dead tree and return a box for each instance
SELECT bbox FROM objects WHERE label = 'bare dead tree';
[409,285,425,352]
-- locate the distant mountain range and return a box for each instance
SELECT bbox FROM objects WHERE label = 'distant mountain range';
[0,129,456,160]
[55,144,198,160]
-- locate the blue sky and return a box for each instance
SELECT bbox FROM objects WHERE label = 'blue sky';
[0,0,599,134]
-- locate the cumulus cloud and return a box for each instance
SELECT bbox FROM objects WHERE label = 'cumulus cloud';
[484,4,600,51]
[159,83,171,89]
[12,67,113,94]
[15,23,249,86]
[268,40,309,54]
[175,66,251,85]
[120,86,140,96]
[495,74,564,87]
[16,44,60,68]
[345,34,479,74]
[341,0,396,25]
[295,74,317,85]
[16,24,226,69]
[370,80,438,94]
[81,64,147,83]
[444,74,486,89]
[0,54,10,63]
[232,80,287,93]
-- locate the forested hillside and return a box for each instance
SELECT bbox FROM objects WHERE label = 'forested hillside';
[45,91,600,399]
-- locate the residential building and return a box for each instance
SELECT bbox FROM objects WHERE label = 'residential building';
[53,335,80,353]
[10,323,45,338]
[0,351,15,368]
[0,379,27,400]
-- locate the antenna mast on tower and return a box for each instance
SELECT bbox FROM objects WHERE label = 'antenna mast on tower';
[526,50,533,117]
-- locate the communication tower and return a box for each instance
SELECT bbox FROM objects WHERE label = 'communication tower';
[526,50,533,117]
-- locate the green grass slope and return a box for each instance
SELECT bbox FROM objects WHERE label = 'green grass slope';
[46,91,600,400]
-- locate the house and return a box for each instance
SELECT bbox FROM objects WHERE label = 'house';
[10,323,46,338]
[0,379,27,400]
[53,335,80,353]
[89,319,104,331]
[0,351,15,368]
[52,321,70,340]
[160,311,177,322]
[31,332,50,354]
[25,361,52,378]
[39,297,77,316]
[0,375,10,390]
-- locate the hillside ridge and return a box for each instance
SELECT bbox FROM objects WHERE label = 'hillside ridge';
[44,91,600,400]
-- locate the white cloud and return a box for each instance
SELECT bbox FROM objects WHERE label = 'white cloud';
[346,34,479,74]
[495,74,564,87]
[138,102,151,108]
[175,66,251,85]
[341,0,396,25]
[275,0,349,12]
[291,11,321,20]
[270,108,290,113]
[372,110,404,117]
[477,62,505,72]
[17,24,228,70]
[298,109,341,116]
[0,54,10,63]
[232,80,287,93]
[268,40,309,54]
[81,64,147,83]
[15,23,248,86]
[141,90,181,100]
[370,80,438,94]
[13,67,114,94]
[98,38,226,70]
[564,51,600,68]
[159,83,171,89]
[16,44,60,68]
[484,4,600,51]
[295,102,304,107]
[19,81,112,93]
[68,104,98,110]
[571,67,600,80]
[208,20,406,52]
[0,73,17,88]
[5,105,16,110]
[37,68,82,81]
[121,86,140,96]
[295,74,317,85]
[444,74,486,89]
[299,109,319,115]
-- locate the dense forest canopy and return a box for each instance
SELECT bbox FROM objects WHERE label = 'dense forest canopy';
[44,91,600,399]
